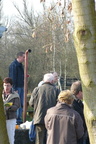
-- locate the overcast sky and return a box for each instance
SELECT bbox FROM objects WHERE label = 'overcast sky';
[2,0,42,17]
[2,0,61,17]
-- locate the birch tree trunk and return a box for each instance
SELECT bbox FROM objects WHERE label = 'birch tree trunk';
[72,0,96,143]
[0,77,9,144]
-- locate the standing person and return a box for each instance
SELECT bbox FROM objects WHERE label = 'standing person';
[52,72,58,84]
[9,51,25,125]
[2,77,20,144]
[70,80,90,144]
[52,71,62,90]
[50,72,60,96]
[29,73,58,144]
[44,90,84,144]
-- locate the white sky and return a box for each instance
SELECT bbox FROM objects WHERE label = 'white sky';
[2,0,61,17]
[2,0,42,17]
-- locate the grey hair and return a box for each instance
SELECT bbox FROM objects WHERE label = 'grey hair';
[43,73,54,83]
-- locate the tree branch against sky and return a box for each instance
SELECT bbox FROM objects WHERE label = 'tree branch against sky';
[2,0,65,17]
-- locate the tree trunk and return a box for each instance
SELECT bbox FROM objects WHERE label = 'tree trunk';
[0,77,9,144]
[72,0,96,143]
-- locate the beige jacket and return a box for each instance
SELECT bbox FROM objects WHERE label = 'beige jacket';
[2,91,20,120]
[45,102,84,144]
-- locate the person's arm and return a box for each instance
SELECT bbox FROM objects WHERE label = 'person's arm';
[44,110,49,129]
[44,109,52,130]
[29,87,39,107]
[75,112,84,140]
[9,63,17,91]
[5,97,20,111]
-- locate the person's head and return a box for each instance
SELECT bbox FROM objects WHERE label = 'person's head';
[3,77,13,94]
[70,81,83,100]
[43,73,54,84]
[58,90,74,105]
[16,52,25,63]
[52,72,58,84]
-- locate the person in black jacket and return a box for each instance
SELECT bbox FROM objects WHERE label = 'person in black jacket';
[9,52,25,125]
[70,80,90,144]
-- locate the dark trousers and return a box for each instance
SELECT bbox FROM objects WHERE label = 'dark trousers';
[35,124,46,144]
[16,87,24,124]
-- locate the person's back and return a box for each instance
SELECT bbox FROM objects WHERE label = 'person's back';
[44,90,84,144]
[29,73,58,144]
[33,82,57,124]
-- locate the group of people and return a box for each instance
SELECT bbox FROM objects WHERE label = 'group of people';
[29,76,90,144]
[2,51,60,144]
[2,52,25,144]
[2,51,90,144]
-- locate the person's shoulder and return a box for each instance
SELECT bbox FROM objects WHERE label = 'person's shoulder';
[12,91,19,98]
[33,87,39,93]
[73,99,83,107]
[71,107,81,117]
[72,99,78,105]
[10,59,17,66]
[47,105,56,113]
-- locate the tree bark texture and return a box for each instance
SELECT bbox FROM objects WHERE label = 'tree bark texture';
[72,0,96,143]
[0,77,9,144]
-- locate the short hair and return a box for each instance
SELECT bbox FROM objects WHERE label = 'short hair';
[43,73,54,83]
[3,77,13,85]
[52,72,58,75]
[17,52,25,58]
[58,90,74,104]
[70,81,82,95]
[50,71,58,76]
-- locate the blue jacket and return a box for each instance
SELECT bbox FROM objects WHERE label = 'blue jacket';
[9,59,24,91]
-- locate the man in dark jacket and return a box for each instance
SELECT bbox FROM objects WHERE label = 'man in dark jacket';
[9,51,25,125]
[29,73,59,144]
[70,80,90,144]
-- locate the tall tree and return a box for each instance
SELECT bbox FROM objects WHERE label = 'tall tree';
[72,0,96,143]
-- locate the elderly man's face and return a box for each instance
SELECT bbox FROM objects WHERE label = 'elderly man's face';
[53,72,58,83]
